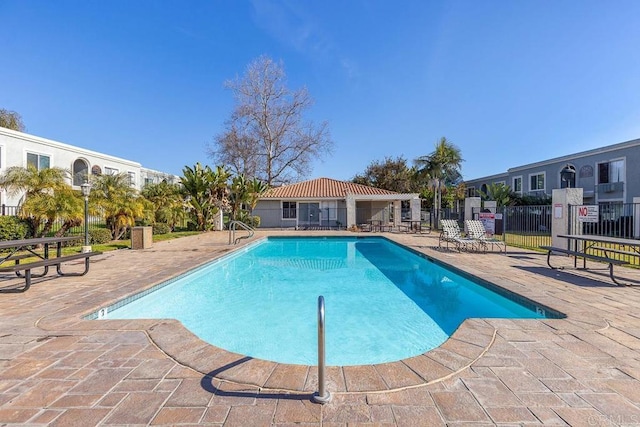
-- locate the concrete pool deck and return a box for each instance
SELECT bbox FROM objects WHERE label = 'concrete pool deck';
[2,230,640,426]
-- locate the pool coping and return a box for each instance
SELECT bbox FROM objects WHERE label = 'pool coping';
[35,234,572,394]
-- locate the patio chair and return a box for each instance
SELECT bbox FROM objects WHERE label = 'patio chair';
[465,220,507,254]
[438,219,477,251]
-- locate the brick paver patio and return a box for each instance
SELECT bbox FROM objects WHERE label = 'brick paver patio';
[2,230,640,426]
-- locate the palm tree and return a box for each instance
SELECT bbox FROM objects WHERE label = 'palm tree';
[0,166,82,237]
[227,175,269,224]
[91,173,147,240]
[181,163,231,231]
[246,178,269,214]
[228,174,248,221]
[415,137,463,229]
[141,181,186,230]
[480,183,513,208]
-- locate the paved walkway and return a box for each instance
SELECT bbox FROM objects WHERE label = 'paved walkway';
[2,230,640,426]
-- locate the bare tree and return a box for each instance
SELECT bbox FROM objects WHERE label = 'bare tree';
[0,108,26,132]
[209,56,333,186]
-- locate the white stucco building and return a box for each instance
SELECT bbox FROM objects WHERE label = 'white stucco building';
[0,127,179,207]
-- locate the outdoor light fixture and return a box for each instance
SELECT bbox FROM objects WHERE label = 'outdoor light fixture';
[560,164,576,189]
[81,181,91,253]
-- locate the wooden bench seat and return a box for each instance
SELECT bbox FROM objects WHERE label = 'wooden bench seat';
[0,251,102,293]
[539,245,629,286]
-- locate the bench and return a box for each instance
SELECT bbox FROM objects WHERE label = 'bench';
[590,246,640,258]
[0,251,102,293]
[1,253,50,278]
[540,245,629,286]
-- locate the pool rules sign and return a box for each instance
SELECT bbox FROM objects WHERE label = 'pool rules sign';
[577,205,599,223]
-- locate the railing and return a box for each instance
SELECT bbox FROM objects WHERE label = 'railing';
[312,295,331,404]
[468,205,552,250]
[567,202,640,267]
[1,204,20,216]
[569,202,639,239]
[249,207,436,230]
[498,205,551,249]
[228,220,254,245]
[0,205,106,236]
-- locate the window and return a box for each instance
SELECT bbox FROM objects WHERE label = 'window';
[466,187,476,197]
[104,166,119,175]
[599,202,624,221]
[26,152,50,170]
[529,172,545,191]
[72,159,89,186]
[282,201,297,219]
[559,164,576,189]
[144,177,154,186]
[512,176,522,193]
[128,171,136,186]
[598,159,624,184]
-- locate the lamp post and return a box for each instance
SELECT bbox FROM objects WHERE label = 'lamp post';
[81,182,91,253]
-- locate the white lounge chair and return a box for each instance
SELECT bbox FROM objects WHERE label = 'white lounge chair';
[438,219,478,251]
[465,220,507,254]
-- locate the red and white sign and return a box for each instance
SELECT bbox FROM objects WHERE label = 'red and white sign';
[479,212,496,235]
[577,205,599,223]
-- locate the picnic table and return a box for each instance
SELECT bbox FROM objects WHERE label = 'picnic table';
[540,234,640,286]
[402,220,431,234]
[0,236,101,293]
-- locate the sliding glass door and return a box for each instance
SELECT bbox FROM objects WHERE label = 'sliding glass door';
[298,202,321,228]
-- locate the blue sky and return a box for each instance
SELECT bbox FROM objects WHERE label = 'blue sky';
[2,0,640,182]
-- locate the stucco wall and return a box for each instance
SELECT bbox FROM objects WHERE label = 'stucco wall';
[464,140,640,203]
[355,201,391,224]
[253,200,294,228]
[0,128,177,206]
[254,199,349,229]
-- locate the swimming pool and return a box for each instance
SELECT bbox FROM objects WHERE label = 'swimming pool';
[98,236,560,366]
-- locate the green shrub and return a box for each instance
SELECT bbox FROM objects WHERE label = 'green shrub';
[247,215,261,228]
[152,223,172,235]
[0,216,29,240]
[232,213,260,229]
[89,228,113,244]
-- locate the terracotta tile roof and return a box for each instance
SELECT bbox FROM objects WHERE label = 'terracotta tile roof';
[261,177,398,199]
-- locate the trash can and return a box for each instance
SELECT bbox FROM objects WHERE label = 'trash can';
[131,226,153,250]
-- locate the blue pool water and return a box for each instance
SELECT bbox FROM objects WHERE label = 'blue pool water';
[103,237,554,366]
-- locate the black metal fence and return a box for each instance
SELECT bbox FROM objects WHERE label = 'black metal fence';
[568,202,640,266]
[568,202,639,239]
[1,205,192,236]
[501,205,552,249]
[468,205,552,250]
[1,205,106,237]
[467,203,640,251]
[248,207,434,230]
[0,204,19,216]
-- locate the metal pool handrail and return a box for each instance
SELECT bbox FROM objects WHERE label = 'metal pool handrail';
[228,220,254,245]
[312,295,331,404]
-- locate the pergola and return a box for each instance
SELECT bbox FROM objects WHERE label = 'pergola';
[345,192,421,229]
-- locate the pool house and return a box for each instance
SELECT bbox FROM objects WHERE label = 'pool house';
[252,177,422,230]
